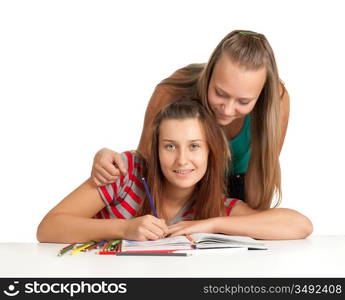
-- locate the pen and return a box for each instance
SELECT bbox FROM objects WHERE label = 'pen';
[141,177,158,217]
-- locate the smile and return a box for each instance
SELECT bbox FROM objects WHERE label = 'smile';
[173,169,194,175]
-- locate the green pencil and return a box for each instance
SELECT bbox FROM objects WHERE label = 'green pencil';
[57,243,76,256]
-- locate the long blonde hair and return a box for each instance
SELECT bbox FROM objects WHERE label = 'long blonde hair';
[139,99,230,219]
[158,30,282,209]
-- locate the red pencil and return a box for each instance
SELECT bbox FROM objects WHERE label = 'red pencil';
[98,249,192,255]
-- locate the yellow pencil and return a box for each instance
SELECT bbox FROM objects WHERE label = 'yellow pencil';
[70,241,96,255]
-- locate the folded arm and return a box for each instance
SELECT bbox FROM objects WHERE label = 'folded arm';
[168,201,313,240]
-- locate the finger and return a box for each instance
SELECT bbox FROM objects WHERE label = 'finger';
[145,221,166,238]
[168,229,187,237]
[96,164,121,180]
[151,218,169,237]
[92,177,102,186]
[142,227,162,240]
[93,173,109,186]
[167,224,184,236]
[113,153,128,176]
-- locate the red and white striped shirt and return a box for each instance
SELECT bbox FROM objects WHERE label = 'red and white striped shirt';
[95,151,241,224]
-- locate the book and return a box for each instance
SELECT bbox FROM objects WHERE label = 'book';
[121,233,267,252]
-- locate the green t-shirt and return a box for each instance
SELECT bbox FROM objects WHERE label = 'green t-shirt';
[228,114,251,174]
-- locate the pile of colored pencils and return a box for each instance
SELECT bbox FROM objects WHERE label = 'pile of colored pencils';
[57,240,121,256]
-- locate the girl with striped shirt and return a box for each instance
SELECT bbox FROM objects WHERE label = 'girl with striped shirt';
[37,100,312,243]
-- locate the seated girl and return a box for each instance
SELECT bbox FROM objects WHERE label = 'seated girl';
[37,99,312,244]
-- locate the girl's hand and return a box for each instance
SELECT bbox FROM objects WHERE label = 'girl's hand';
[123,215,169,241]
[167,219,215,237]
[91,148,127,186]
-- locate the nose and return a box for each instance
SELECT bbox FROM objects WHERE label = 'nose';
[223,101,236,117]
[176,149,188,166]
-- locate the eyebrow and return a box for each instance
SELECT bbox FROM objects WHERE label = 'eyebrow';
[215,85,256,101]
[161,139,203,142]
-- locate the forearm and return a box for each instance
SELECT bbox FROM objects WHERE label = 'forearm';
[36,213,128,244]
[212,208,313,240]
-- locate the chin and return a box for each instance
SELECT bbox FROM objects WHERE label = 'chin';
[217,118,234,126]
[169,178,199,190]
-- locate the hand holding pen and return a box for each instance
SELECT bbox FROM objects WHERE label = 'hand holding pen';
[120,177,168,241]
[123,214,168,241]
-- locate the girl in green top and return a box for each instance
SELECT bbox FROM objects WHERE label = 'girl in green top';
[90,29,289,211]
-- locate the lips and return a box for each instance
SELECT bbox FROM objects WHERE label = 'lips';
[173,169,194,176]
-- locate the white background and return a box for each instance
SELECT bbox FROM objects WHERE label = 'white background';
[0,0,344,242]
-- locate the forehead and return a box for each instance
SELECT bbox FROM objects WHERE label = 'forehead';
[211,54,267,97]
[159,118,206,141]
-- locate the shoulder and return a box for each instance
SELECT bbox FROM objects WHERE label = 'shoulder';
[97,151,145,206]
[224,198,243,216]
[120,151,145,177]
[226,199,264,216]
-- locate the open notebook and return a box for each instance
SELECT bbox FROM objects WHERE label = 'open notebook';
[121,233,267,251]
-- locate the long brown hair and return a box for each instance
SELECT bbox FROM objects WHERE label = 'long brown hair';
[139,99,230,219]
[158,30,282,209]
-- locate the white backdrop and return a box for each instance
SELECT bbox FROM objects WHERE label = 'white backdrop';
[1,0,344,242]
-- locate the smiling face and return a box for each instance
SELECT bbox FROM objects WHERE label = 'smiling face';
[158,118,209,192]
[207,53,267,126]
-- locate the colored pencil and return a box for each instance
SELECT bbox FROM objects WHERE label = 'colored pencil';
[70,241,96,255]
[141,177,158,217]
[82,243,98,252]
[116,252,190,257]
[57,243,76,256]
[96,240,108,248]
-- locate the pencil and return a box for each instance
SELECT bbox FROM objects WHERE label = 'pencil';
[83,243,98,252]
[97,240,108,249]
[141,177,158,217]
[99,240,110,253]
[70,241,96,255]
[108,239,121,251]
[116,252,190,257]
[57,243,76,256]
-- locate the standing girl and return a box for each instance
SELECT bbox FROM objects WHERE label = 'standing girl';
[90,29,290,210]
[37,100,311,244]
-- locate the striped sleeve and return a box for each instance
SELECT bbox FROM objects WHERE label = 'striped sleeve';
[97,151,131,206]
[224,198,242,216]
[96,151,145,219]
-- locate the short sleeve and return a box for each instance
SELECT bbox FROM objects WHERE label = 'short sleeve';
[224,198,242,216]
[97,151,145,213]
[97,152,131,206]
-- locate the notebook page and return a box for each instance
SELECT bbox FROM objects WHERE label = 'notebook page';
[190,233,267,249]
[122,235,192,251]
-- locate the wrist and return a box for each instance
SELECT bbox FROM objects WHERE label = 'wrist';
[210,217,227,234]
[103,218,129,240]
[205,217,221,233]
[117,219,130,239]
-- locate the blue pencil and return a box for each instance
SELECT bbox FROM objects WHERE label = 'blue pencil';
[141,177,158,217]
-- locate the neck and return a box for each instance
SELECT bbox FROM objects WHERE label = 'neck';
[162,181,195,208]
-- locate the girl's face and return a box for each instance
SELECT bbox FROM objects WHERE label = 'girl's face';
[207,54,267,126]
[158,118,209,191]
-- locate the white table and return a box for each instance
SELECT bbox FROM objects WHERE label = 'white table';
[1,236,344,278]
